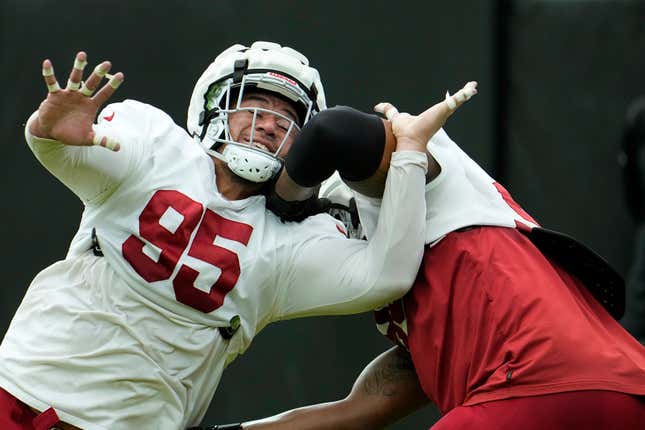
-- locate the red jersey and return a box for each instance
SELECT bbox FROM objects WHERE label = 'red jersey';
[376,226,645,414]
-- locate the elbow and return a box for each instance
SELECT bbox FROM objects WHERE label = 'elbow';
[373,275,415,304]
[392,276,416,299]
[381,248,424,299]
[401,251,424,294]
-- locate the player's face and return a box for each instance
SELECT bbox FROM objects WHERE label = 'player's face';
[227,92,300,157]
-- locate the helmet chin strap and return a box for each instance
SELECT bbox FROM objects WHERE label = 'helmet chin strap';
[205,144,228,163]
[206,142,283,183]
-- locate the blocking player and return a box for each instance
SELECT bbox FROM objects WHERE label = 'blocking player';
[205,92,645,429]
[0,42,475,430]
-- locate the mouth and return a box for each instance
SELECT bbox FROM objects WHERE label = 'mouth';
[252,142,270,152]
[241,137,271,152]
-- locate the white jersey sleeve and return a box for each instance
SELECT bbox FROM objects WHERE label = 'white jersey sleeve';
[24,101,151,205]
[353,128,540,246]
[274,151,428,319]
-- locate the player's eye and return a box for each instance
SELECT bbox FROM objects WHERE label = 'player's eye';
[276,118,290,132]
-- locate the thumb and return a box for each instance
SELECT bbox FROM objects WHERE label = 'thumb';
[90,130,121,152]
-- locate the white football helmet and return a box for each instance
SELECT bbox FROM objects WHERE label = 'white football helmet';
[187,41,327,183]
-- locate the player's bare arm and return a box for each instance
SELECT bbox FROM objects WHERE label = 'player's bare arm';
[29,51,124,151]
[342,345,430,428]
[238,346,429,430]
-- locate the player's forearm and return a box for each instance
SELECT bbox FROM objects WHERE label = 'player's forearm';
[243,347,429,430]
[358,150,428,297]
[242,396,405,430]
[242,400,369,430]
[280,152,427,318]
[331,150,428,304]
[25,111,130,204]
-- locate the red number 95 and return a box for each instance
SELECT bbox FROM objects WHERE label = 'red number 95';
[122,190,253,313]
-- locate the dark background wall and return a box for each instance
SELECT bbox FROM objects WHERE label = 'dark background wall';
[0,1,642,428]
[505,0,645,278]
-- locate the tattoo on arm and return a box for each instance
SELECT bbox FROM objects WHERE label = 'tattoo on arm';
[359,346,418,397]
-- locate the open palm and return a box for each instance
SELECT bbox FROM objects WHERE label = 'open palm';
[31,51,124,151]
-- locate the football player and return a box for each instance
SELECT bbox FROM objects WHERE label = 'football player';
[0,42,475,430]
[205,85,645,429]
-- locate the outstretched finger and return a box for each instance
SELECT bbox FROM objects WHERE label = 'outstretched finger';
[80,61,111,97]
[42,59,61,93]
[92,72,124,107]
[415,81,478,128]
[444,81,478,111]
[374,102,400,121]
[66,51,88,91]
[90,130,121,152]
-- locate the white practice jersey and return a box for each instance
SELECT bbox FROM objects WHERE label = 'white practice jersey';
[0,100,428,430]
[349,128,539,244]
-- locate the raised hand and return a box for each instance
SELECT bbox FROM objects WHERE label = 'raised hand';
[374,81,477,153]
[30,51,125,151]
